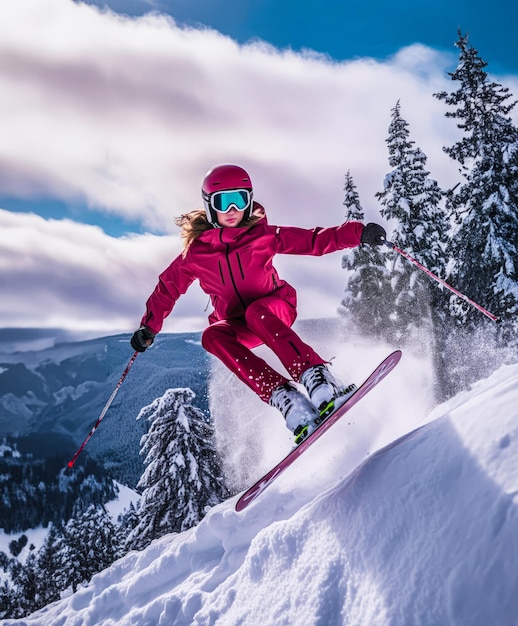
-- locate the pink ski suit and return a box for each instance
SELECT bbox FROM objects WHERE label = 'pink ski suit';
[141,208,364,402]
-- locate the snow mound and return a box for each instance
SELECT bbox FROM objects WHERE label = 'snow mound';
[8,363,518,626]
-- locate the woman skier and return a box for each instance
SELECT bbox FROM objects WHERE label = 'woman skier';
[131,164,386,444]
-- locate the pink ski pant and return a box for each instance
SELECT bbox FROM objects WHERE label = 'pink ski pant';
[201,295,325,402]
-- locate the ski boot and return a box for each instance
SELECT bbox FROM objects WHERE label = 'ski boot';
[269,382,320,445]
[300,364,357,423]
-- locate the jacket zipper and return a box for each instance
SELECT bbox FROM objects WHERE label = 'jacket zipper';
[236,252,245,280]
[220,230,247,311]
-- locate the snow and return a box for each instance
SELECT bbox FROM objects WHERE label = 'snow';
[5,347,518,625]
[0,527,49,566]
[104,482,140,523]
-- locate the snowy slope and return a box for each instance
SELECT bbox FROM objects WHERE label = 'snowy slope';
[6,355,518,625]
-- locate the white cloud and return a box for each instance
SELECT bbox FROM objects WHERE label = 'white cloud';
[0,209,208,333]
[0,0,461,227]
[0,0,516,334]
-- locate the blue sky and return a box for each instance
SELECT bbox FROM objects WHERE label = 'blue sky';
[1,0,517,334]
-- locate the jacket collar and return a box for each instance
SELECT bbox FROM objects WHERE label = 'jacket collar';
[198,204,267,244]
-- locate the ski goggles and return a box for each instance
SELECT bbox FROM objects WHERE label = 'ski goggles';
[210,189,251,213]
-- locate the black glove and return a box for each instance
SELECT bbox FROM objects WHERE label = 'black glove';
[361,223,387,246]
[131,327,155,352]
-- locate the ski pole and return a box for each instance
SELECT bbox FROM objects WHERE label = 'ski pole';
[67,351,139,468]
[384,241,500,323]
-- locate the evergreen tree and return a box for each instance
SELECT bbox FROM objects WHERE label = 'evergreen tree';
[434,31,518,329]
[339,171,392,338]
[8,534,28,558]
[14,547,39,617]
[375,101,448,343]
[62,504,122,594]
[0,551,22,619]
[35,523,66,607]
[118,501,140,537]
[0,513,128,619]
[343,170,363,221]
[128,388,229,551]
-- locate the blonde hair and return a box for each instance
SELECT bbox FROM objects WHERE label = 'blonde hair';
[175,209,212,254]
[175,206,264,255]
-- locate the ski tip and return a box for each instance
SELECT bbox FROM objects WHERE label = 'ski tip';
[389,349,402,367]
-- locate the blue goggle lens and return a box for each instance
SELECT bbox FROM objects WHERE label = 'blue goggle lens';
[212,190,250,213]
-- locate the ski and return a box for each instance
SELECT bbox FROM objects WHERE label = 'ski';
[235,350,402,512]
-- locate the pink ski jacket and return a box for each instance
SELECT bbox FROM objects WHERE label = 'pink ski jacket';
[141,211,364,334]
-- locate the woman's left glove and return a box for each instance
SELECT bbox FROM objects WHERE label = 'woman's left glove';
[361,223,386,246]
[131,327,155,352]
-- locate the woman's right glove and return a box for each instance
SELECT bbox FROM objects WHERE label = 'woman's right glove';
[360,223,387,246]
[131,327,155,352]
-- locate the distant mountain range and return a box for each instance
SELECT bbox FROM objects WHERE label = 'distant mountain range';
[0,329,210,487]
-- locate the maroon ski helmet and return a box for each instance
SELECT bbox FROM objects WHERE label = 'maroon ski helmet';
[202,164,253,225]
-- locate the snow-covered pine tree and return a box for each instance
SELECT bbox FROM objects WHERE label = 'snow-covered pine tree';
[429,31,518,396]
[13,547,39,617]
[375,100,448,344]
[62,504,122,594]
[127,388,228,551]
[0,576,18,620]
[434,31,518,330]
[34,523,65,608]
[339,170,392,339]
[117,501,140,538]
[1,540,58,619]
[0,510,130,619]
